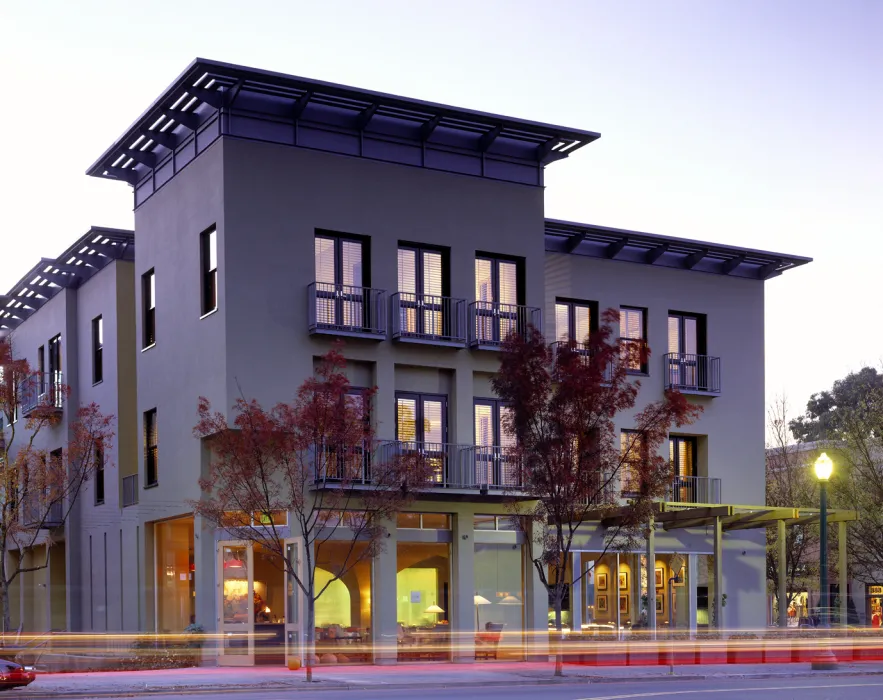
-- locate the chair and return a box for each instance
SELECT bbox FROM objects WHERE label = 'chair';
[475,622,504,660]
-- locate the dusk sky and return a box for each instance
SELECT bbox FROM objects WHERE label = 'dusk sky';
[1,1,880,424]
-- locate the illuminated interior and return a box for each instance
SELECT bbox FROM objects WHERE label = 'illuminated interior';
[156,517,195,632]
[397,542,451,661]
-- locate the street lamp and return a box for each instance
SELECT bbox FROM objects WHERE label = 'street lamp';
[812,452,837,670]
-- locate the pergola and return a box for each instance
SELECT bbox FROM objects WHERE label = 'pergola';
[583,501,857,633]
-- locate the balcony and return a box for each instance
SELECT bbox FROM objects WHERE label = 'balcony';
[461,446,521,490]
[378,441,465,488]
[23,499,64,528]
[19,372,63,417]
[666,475,722,505]
[664,353,721,395]
[468,302,541,350]
[308,282,387,340]
[391,293,467,347]
[549,341,614,382]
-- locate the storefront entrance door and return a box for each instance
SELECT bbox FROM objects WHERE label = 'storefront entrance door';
[218,541,254,666]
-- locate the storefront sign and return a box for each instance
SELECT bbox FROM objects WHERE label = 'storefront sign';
[868,586,883,596]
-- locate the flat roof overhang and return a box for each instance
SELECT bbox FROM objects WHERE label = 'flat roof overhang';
[545,218,812,280]
[87,59,601,204]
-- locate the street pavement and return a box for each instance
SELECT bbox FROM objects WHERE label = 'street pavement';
[18,676,883,700]
[13,661,883,698]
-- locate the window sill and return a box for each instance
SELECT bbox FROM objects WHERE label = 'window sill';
[92,380,104,387]
[627,370,650,377]
[95,500,105,506]
[144,482,159,490]
[200,308,219,320]
[141,343,156,353]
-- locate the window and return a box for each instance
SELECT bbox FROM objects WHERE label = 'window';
[669,437,696,478]
[37,345,45,395]
[396,513,452,529]
[620,430,646,494]
[396,393,447,483]
[668,313,706,356]
[48,335,62,406]
[142,270,156,348]
[314,233,368,328]
[144,408,158,487]
[619,307,647,373]
[398,245,447,337]
[473,399,518,487]
[92,316,103,384]
[474,255,523,344]
[555,299,597,345]
[201,227,218,315]
[95,439,105,505]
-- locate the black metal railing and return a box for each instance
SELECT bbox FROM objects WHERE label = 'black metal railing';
[122,475,139,507]
[664,353,721,394]
[23,499,64,528]
[468,302,541,348]
[308,282,387,338]
[378,441,463,487]
[549,341,615,381]
[391,293,467,345]
[19,372,63,416]
[461,446,521,489]
[666,475,722,504]
[313,441,374,484]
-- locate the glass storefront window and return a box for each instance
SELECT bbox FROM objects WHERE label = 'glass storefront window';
[313,540,372,663]
[397,513,451,529]
[222,544,249,625]
[156,517,195,632]
[474,543,524,660]
[397,542,451,661]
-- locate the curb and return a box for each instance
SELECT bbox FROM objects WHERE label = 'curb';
[16,667,883,697]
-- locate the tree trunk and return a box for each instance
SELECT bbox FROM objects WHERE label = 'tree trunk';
[305,593,316,683]
[0,551,9,635]
[553,591,564,677]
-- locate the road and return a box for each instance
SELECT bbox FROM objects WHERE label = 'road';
[55,676,883,700]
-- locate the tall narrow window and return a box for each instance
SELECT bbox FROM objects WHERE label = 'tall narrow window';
[396,393,447,483]
[95,439,105,505]
[669,437,696,478]
[555,299,597,345]
[48,334,62,406]
[144,408,158,487]
[142,270,156,348]
[619,307,646,373]
[667,313,707,389]
[201,227,218,315]
[620,430,646,494]
[398,245,446,338]
[92,316,103,384]
[473,399,517,487]
[314,233,368,330]
[37,345,45,395]
[474,255,522,344]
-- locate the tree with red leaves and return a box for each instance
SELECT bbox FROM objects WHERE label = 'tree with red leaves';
[492,309,701,675]
[0,337,114,633]
[191,347,431,681]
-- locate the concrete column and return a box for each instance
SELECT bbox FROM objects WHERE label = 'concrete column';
[778,519,787,628]
[194,516,216,634]
[839,521,848,628]
[713,516,723,630]
[646,522,656,638]
[373,359,395,441]
[688,553,698,637]
[571,552,582,633]
[373,522,398,665]
[452,512,475,662]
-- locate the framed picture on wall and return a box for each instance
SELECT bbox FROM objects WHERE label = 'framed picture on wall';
[597,595,608,613]
[655,567,664,588]
[597,572,608,591]
[656,596,664,614]
[619,572,628,590]
[619,595,629,613]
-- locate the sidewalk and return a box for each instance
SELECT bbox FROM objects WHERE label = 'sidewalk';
[15,660,883,697]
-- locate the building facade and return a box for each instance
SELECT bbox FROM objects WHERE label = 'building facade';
[2,59,811,663]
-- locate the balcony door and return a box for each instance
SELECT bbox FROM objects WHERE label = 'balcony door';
[474,256,520,344]
[667,314,705,389]
[396,393,448,483]
[555,300,595,345]
[47,335,62,406]
[473,400,517,487]
[315,234,367,330]
[398,246,445,337]
[669,436,698,502]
